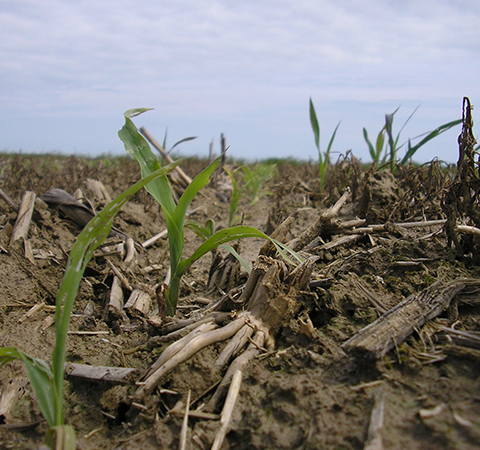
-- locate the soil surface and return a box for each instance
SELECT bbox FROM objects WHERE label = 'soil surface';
[0,153,479,450]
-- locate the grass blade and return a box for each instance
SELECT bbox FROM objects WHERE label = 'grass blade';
[220,243,252,274]
[170,136,197,152]
[326,121,341,156]
[162,127,168,152]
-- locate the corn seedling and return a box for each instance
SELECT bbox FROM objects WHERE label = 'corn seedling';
[185,166,253,273]
[0,163,179,449]
[223,165,265,227]
[363,106,462,170]
[119,108,301,316]
[309,98,341,193]
[186,163,265,273]
[238,163,276,206]
[225,166,242,227]
[161,127,197,157]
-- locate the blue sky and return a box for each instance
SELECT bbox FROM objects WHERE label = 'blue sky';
[1,0,479,163]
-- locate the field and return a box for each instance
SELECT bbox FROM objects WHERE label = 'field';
[0,147,479,449]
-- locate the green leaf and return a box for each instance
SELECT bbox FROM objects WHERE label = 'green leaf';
[309,98,320,152]
[124,108,154,119]
[400,118,462,165]
[170,136,197,152]
[167,155,222,271]
[177,226,302,275]
[220,243,252,274]
[173,156,221,231]
[162,127,168,151]
[224,167,240,227]
[0,347,55,427]
[375,129,385,159]
[363,128,376,161]
[184,220,207,240]
[185,219,216,241]
[51,162,179,426]
[119,110,177,215]
[325,121,341,157]
[205,218,215,237]
[397,105,420,139]
[318,122,339,190]
[385,111,396,166]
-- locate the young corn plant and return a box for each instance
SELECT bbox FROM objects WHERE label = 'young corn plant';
[309,98,341,193]
[119,108,301,316]
[238,163,276,206]
[224,165,266,227]
[0,163,179,450]
[224,166,243,227]
[363,106,462,170]
[185,165,256,274]
[185,217,253,275]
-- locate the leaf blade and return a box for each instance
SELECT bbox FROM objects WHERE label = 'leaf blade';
[118,109,177,215]
[400,118,462,165]
[309,98,320,152]
[0,347,55,427]
[51,162,180,425]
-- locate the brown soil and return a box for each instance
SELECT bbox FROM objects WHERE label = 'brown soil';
[0,153,479,450]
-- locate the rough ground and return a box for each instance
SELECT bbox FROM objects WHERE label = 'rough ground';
[0,153,479,450]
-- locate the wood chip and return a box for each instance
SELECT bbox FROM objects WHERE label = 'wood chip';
[18,302,44,323]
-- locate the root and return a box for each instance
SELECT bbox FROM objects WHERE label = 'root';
[207,328,268,411]
[133,255,318,407]
[133,314,248,400]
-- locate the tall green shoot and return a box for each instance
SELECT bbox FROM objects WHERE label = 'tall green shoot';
[309,98,341,193]
[0,163,179,449]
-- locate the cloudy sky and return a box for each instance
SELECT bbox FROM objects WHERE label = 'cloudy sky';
[1,0,479,163]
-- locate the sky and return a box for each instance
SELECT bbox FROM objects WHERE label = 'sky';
[1,0,480,163]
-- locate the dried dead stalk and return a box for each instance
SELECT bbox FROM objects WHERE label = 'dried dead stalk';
[342,279,480,359]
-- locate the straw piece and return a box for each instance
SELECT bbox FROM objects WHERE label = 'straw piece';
[211,370,242,450]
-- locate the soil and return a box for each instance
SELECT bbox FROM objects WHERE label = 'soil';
[0,153,479,450]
